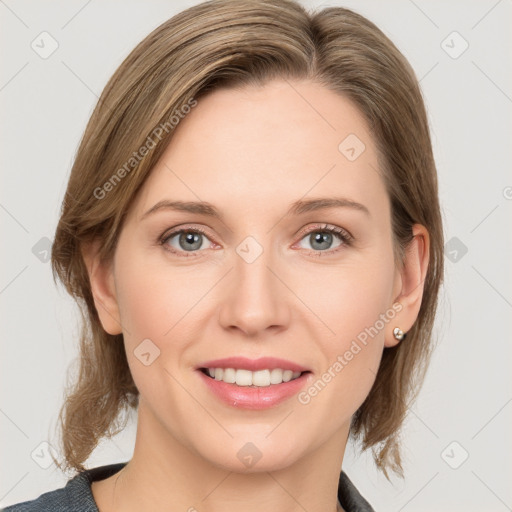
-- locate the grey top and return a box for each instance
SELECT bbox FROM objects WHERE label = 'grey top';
[2,463,375,512]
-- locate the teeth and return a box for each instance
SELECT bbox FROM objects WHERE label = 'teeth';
[206,368,302,386]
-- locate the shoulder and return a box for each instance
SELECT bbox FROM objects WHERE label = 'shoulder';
[2,484,74,512]
[1,463,127,512]
[338,471,376,512]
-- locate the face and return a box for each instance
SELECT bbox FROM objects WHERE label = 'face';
[95,79,408,472]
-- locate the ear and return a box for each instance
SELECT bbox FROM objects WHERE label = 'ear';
[81,240,122,335]
[385,224,430,348]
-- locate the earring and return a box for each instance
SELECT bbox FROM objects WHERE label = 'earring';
[393,327,406,341]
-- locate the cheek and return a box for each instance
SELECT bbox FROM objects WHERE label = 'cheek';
[340,265,394,341]
[305,253,395,344]
[114,248,205,342]
[305,253,395,401]
[112,249,201,404]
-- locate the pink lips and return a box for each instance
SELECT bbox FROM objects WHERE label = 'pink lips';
[197,356,310,373]
[195,356,313,410]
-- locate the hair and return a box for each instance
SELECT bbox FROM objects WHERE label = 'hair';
[50,0,444,480]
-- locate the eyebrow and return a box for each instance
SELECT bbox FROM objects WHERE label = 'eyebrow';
[140,197,371,221]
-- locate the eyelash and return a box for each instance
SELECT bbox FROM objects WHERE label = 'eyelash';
[159,223,353,258]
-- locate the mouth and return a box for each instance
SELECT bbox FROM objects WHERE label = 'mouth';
[196,366,312,409]
[199,367,311,387]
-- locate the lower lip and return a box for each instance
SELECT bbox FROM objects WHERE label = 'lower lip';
[197,370,312,410]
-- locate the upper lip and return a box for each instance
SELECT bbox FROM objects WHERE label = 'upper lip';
[197,356,311,373]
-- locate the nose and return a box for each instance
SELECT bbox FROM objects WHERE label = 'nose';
[217,244,291,337]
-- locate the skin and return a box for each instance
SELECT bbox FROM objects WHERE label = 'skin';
[84,78,429,512]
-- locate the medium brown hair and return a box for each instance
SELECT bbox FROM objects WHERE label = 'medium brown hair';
[51,0,444,479]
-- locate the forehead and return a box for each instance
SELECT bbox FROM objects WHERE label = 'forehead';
[130,79,388,222]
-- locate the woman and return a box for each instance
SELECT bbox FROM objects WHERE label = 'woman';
[2,0,443,510]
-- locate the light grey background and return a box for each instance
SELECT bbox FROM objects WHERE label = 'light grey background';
[1,0,511,510]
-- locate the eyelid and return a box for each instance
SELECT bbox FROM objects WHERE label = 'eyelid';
[160,224,214,243]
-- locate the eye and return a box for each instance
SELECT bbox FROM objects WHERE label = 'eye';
[159,223,353,258]
[160,226,215,257]
[294,223,353,256]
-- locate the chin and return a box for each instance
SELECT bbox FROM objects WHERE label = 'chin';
[194,433,306,473]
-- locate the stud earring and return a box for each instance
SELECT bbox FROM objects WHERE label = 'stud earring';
[393,327,406,341]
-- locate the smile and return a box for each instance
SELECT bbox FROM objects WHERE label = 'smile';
[201,367,303,386]
[197,368,312,410]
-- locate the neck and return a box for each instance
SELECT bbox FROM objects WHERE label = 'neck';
[94,398,349,512]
